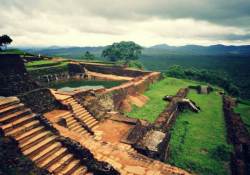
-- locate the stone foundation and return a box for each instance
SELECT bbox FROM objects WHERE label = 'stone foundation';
[223,96,250,175]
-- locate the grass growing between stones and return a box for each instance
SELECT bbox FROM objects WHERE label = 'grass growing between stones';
[127,77,199,122]
[234,102,250,132]
[169,90,232,175]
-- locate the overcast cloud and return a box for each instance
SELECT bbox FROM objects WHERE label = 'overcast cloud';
[0,0,250,47]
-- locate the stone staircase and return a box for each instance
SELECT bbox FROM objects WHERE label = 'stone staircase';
[0,97,92,175]
[63,97,99,131]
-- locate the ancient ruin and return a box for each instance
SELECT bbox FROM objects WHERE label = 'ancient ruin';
[0,54,191,175]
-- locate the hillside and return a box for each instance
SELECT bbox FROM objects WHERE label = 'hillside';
[20,45,250,99]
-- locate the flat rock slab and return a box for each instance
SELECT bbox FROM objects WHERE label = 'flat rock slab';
[140,130,166,152]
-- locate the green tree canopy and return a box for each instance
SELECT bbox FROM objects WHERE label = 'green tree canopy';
[102,41,143,62]
[83,51,95,60]
[0,35,13,50]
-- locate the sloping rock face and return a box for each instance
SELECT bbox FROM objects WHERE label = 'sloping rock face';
[0,54,40,97]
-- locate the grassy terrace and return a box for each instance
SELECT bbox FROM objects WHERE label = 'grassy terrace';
[127,77,231,175]
[235,101,250,132]
[127,77,199,122]
[25,60,69,77]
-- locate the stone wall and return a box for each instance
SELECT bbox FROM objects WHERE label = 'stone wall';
[70,62,150,77]
[104,72,162,111]
[73,90,114,121]
[36,72,86,85]
[154,88,189,132]
[19,88,67,114]
[223,96,250,175]
[0,54,40,96]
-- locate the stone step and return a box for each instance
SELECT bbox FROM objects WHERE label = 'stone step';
[63,113,74,120]
[53,156,78,174]
[59,159,81,175]
[89,121,98,128]
[32,142,62,162]
[69,123,81,131]
[64,98,75,103]
[67,118,77,126]
[47,153,74,173]
[20,131,52,150]
[85,120,97,128]
[56,112,72,119]
[0,108,31,124]
[75,110,88,117]
[16,126,45,142]
[71,125,83,132]
[36,146,67,167]
[74,125,86,132]
[6,120,40,137]
[73,107,86,114]
[82,116,96,124]
[71,105,83,111]
[0,103,25,117]
[64,160,82,175]
[23,135,57,156]
[35,146,67,167]
[0,97,20,110]
[68,120,79,128]
[1,113,35,132]
[76,128,87,135]
[80,113,93,121]
[71,166,88,175]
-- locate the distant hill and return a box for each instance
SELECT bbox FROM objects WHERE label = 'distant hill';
[23,46,105,59]
[21,44,250,59]
[147,44,250,56]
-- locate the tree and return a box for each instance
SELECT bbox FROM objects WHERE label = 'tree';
[0,35,13,50]
[102,41,142,63]
[83,51,95,60]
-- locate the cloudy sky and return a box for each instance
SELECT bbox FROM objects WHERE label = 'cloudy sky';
[1,0,250,47]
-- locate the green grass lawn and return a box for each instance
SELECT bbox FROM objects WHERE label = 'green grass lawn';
[169,90,231,175]
[127,77,231,174]
[234,102,250,132]
[127,77,199,122]
[25,60,69,77]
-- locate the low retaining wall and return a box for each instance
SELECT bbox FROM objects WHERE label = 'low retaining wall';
[223,96,250,175]
[104,72,161,111]
[154,88,189,132]
[78,63,150,77]
[35,72,86,84]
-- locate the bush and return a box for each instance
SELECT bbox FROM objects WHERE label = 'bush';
[165,65,240,97]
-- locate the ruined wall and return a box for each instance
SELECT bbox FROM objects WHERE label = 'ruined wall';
[36,72,86,85]
[73,90,114,121]
[105,72,162,111]
[0,54,40,96]
[223,96,250,175]
[154,88,189,132]
[78,63,150,77]
[19,88,67,114]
